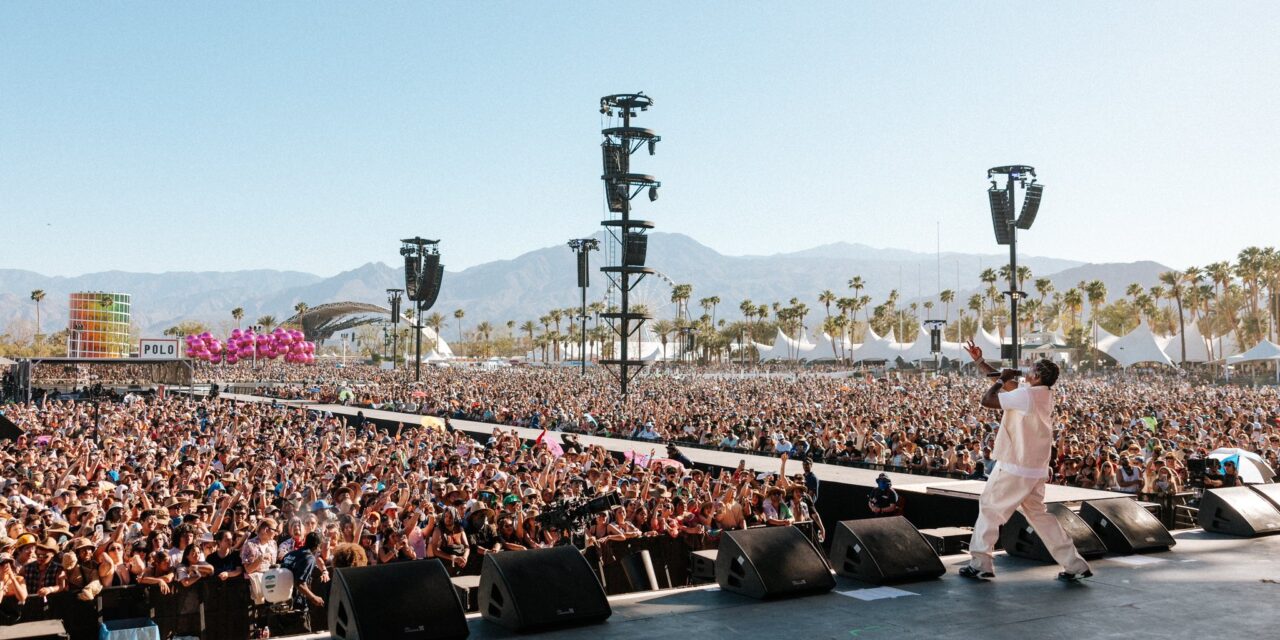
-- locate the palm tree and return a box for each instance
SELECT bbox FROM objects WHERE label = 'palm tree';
[1035,278,1054,310]
[548,309,564,360]
[1061,289,1083,329]
[848,276,866,324]
[426,312,446,351]
[256,315,277,332]
[1159,270,1188,365]
[967,294,983,338]
[1016,266,1032,290]
[474,321,493,357]
[939,289,955,329]
[651,319,675,360]
[706,296,721,326]
[520,320,537,350]
[671,284,693,321]
[294,302,309,317]
[231,307,244,328]
[452,309,466,349]
[818,290,836,319]
[30,290,45,339]
[1085,280,1107,352]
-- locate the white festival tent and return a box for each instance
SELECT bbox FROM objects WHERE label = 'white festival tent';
[1093,326,1120,353]
[897,325,966,363]
[1163,321,1213,363]
[807,330,854,362]
[1226,339,1280,364]
[1103,320,1175,368]
[758,329,818,362]
[848,327,902,363]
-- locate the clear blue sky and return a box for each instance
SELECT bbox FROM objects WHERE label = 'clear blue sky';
[2,2,1276,277]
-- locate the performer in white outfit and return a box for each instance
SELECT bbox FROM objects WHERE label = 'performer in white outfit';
[959,342,1093,582]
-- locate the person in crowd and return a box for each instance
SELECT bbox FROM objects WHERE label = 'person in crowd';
[281,532,324,612]
[867,474,901,517]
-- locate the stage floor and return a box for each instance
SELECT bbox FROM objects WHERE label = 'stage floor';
[293,529,1278,639]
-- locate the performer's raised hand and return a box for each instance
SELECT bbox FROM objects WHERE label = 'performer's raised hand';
[964,340,983,362]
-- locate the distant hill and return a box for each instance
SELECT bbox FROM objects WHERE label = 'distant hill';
[0,233,1170,339]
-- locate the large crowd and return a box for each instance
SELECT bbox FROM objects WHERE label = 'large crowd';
[257,364,1280,493]
[1,361,1278,633]
[0,387,820,632]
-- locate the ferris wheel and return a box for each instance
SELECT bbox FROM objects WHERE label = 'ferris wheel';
[598,268,677,327]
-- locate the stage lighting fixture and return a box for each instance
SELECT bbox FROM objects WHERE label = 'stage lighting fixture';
[1016,182,1043,229]
[988,187,1013,245]
[648,186,658,202]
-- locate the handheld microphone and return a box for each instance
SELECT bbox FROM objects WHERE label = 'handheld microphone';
[986,368,1027,380]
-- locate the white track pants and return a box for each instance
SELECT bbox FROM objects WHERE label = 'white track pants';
[968,467,1091,574]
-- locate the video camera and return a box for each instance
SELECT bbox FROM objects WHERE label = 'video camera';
[534,492,621,532]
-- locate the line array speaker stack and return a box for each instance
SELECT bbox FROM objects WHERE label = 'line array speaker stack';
[328,560,469,640]
[999,503,1107,563]
[479,546,611,632]
[1198,486,1280,537]
[1080,498,1175,554]
[827,516,946,584]
[716,526,835,599]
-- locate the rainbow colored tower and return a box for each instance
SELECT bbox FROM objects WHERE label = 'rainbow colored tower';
[67,292,132,358]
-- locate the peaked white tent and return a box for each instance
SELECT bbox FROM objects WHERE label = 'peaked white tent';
[1091,326,1119,354]
[898,325,965,363]
[849,327,903,363]
[757,329,817,362]
[807,331,853,362]
[1227,340,1280,364]
[1163,321,1213,363]
[1104,321,1175,368]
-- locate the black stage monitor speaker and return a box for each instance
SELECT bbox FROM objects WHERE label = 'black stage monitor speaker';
[328,560,469,640]
[716,526,835,599]
[1000,503,1107,563]
[1080,498,1175,554]
[0,619,68,640]
[1198,487,1280,537]
[479,546,611,632]
[623,232,648,267]
[828,516,946,585]
[0,413,24,442]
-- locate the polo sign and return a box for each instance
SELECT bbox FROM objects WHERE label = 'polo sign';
[139,338,179,360]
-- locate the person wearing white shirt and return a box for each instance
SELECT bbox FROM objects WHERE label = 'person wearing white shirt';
[959,343,1092,583]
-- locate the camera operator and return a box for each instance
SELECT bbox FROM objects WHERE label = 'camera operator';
[959,342,1093,583]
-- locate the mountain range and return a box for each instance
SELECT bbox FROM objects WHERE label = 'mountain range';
[0,233,1171,339]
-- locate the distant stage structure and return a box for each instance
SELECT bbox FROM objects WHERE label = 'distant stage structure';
[283,301,452,358]
[67,292,131,358]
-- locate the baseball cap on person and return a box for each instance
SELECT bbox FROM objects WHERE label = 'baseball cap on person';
[310,500,336,512]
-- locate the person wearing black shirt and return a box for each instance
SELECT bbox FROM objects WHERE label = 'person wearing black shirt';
[867,474,901,517]
[1201,458,1224,489]
[207,531,244,581]
[1221,460,1243,487]
[281,532,323,612]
